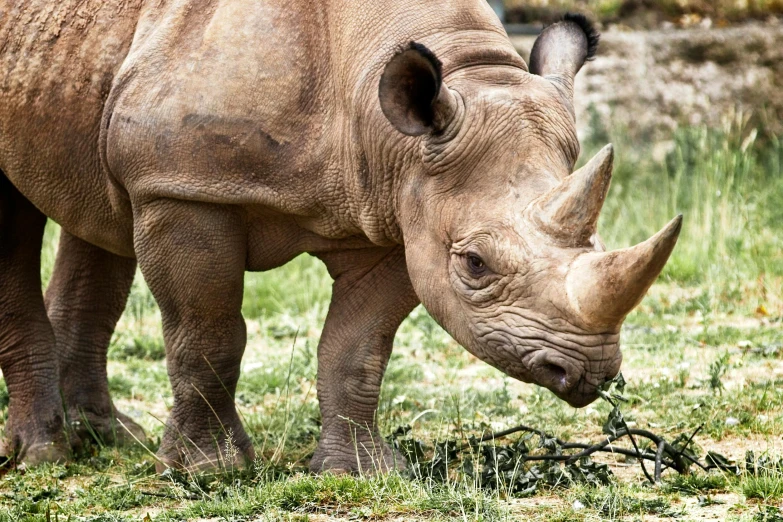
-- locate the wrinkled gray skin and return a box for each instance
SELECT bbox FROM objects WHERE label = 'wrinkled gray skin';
[0,0,680,472]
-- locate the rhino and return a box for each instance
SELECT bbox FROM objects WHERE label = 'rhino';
[0,0,681,473]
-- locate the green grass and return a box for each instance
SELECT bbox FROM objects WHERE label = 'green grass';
[1,121,783,520]
[663,471,729,494]
[742,472,783,503]
[166,471,504,520]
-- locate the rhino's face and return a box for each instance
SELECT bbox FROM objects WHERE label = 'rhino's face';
[379,16,681,407]
[444,217,625,407]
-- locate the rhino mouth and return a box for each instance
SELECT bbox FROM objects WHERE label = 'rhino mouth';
[519,341,621,408]
[530,348,622,408]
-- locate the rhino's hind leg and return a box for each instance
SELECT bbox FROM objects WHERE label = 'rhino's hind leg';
[133,200,253,472]
[310,247,419,474]
[44,230,145,447]
[0,172,69,465]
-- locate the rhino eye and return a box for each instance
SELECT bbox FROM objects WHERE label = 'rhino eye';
[466,254,487,277]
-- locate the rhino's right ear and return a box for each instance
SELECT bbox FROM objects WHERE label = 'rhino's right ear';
[379,42,459,137]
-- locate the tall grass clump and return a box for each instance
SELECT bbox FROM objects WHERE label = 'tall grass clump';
[592,112,783,315]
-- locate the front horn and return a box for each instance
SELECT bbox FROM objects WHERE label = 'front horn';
[566,215,683,328]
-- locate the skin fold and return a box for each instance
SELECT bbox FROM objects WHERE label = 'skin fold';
[0,0,680,472]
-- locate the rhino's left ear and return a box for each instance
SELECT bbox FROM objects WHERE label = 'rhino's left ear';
[529,13,599,100]
[379,42,459,137]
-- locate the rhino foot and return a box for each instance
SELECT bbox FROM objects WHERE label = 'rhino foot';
[0,440,70,468]
[111,411,147,445]
[310,433,406,475]
[16,442,70,468]
[0,414,71,467]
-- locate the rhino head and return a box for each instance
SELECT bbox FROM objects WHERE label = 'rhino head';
[377,15,681,407]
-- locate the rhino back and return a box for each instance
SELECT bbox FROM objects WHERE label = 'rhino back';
[105,0,336,218]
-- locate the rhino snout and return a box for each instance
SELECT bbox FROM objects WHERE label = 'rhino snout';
[533,349,622,408]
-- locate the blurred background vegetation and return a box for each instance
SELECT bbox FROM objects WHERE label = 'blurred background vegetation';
[504,0,783,27]
[588,112,783,317]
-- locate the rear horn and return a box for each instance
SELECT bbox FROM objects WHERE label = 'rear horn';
[533,144,613,247]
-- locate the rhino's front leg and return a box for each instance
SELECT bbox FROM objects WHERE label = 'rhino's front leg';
[133,199,253,472]
[311,246,419,474]
[44,230,145,446]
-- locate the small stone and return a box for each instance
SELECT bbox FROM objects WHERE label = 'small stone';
[725,417,740,427]
[573,500,585,510]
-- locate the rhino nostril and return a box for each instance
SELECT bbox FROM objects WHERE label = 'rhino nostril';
[542,362,569,391]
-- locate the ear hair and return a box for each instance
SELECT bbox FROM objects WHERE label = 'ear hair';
[528,12,600,92]
[407,41,443,77]
[562,12,599,61]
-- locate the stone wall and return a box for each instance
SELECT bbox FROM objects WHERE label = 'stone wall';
[510,21,783,142]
